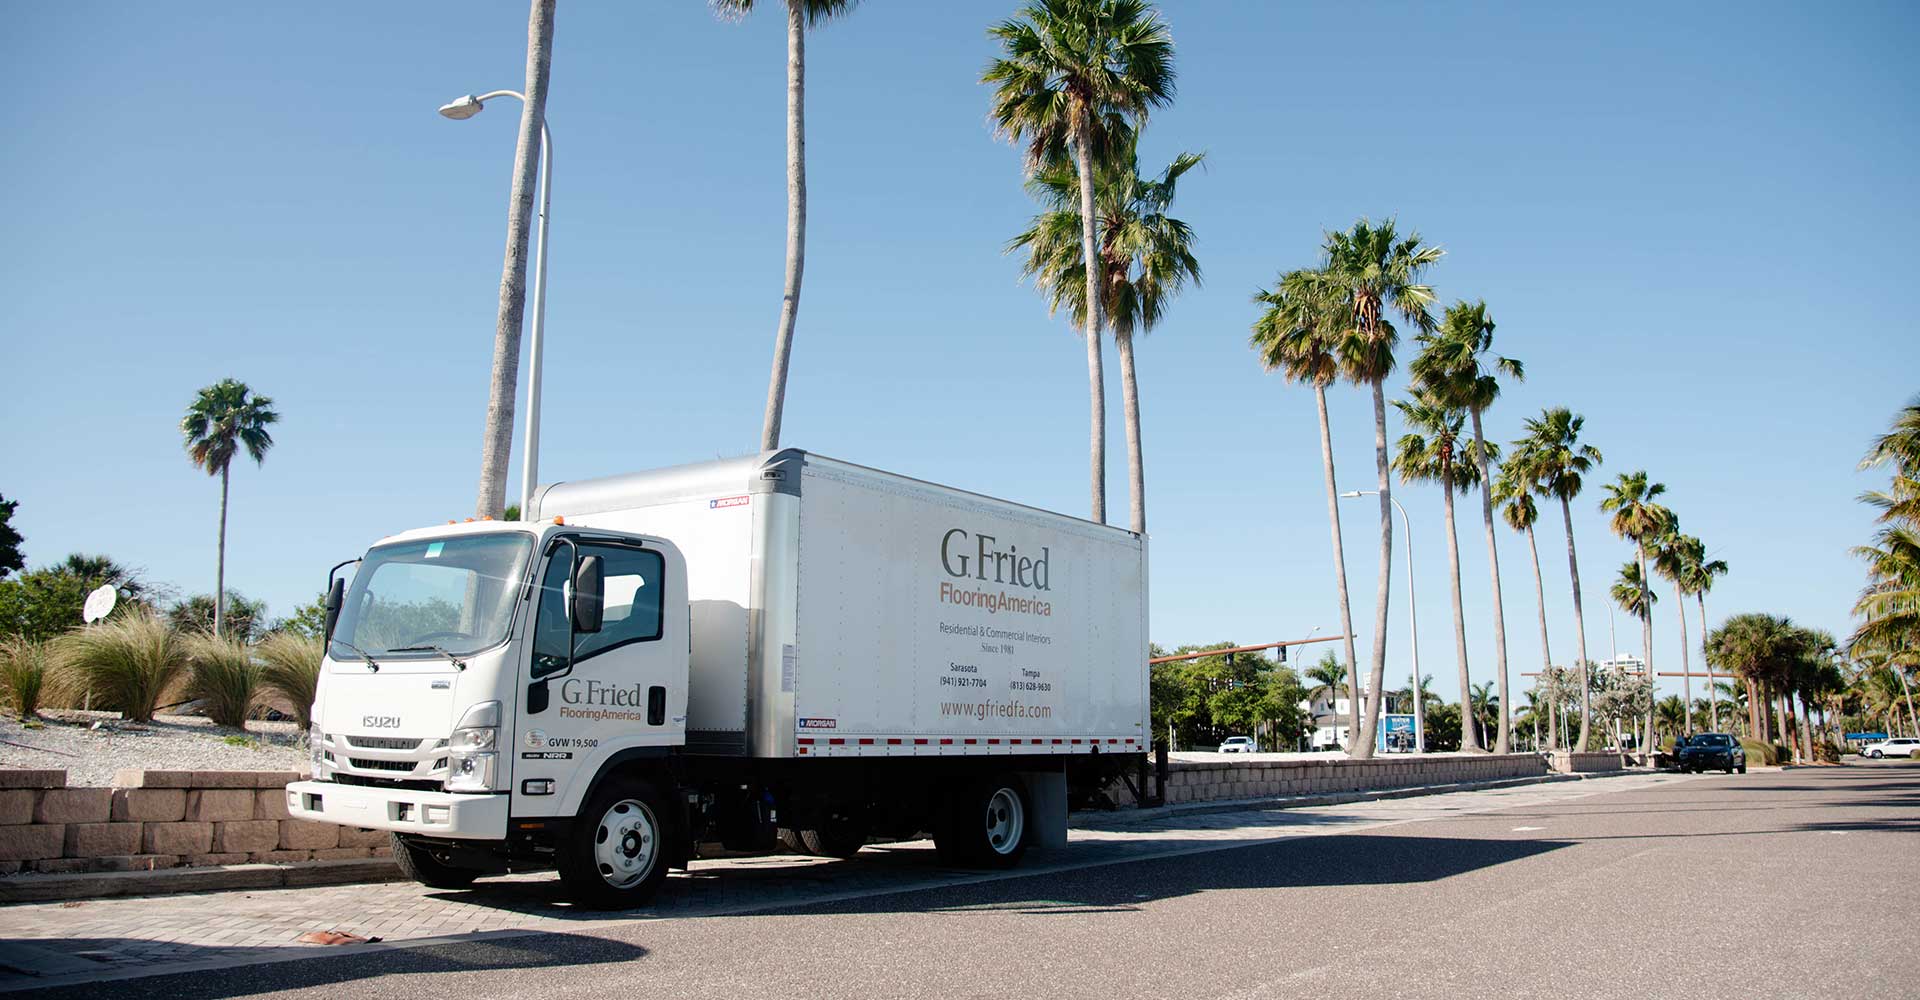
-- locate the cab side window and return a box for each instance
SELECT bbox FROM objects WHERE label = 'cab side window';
[530,541,665,678]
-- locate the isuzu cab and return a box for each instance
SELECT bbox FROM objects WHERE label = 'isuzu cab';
[287,450,1148,907]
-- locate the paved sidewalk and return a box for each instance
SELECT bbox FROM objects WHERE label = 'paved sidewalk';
[0,771,1680,991]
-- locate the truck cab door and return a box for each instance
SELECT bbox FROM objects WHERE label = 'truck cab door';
[510,536,688,819]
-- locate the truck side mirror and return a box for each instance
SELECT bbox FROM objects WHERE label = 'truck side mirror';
[322,577,346,644]
[570,554,604,634]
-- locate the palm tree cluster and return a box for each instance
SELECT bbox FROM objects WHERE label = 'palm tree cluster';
[1848,395,1920,736]
[1705,614,1847,762]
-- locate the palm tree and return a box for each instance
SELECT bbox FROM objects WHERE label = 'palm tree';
[1252,268,1361,745]
[1393,389,1490,752]
[474,0,556,518]
[1519,408,1602,749]
[985,0,1176,525]
[1654,531,1704,736]
[1851,396,1920,682]
[1011,138,1204,534]
[1495,456,1554,745]
[1679,537,1730,730]
[1655,694,1688,748]
[181,379,278,638]
[1412,300,1523,752]
[1468,680,1498,749]
[713,0,861,453]
[1708,612,1799,742]
[1315,218,1445,758]
[1609,560,1657,748]
[1303,652,1348,741]
[1601,471,1671,752]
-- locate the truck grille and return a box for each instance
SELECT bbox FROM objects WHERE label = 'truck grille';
[344,736,425,751]
[348,758,419,773]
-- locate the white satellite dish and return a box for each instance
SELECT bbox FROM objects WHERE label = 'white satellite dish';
[82,585,117,624]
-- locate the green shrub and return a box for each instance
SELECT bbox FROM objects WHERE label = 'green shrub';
[186,634,262,729]
[54,611,189,722]
[255,632,321,732]
[0,635,57,719]
[1738,737,1775,766]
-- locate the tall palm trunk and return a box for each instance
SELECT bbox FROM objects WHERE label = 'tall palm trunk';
[1116,334,1145,534]
[214,463,229,638]
[1523,523,1552,748]
[1314,383,1363,748]
[1699,593,1715,730]
[1745,677,1762,741]
[760,0,807,452]
[1441,455,1478,752]
[1561,495,1593,751]
[1468,411,1512,753]
[474,0,557,518]
[1638,545,1656,755]
[1072,107,1106,524]
[1674,588,1691,736]
[1355,379,1393,760]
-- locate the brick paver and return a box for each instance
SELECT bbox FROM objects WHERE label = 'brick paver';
[0,773,1680,991]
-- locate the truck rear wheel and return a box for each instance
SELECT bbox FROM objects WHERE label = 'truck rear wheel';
[391,834,481,890]
[557,777,672,909]
[934,774,1029,869]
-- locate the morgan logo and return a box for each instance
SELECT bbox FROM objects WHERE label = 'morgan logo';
[798,717,837,729]
[362,715,401,729]
[710,495,750,509]
[525,729,546,748]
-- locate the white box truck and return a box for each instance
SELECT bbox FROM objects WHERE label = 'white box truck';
[287,450,1148,907]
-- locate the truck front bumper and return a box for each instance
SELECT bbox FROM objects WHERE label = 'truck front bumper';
[286,780,509,841]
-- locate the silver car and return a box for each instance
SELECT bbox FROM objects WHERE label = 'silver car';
[1217,736,1257,754]
[1862,737,1920,759]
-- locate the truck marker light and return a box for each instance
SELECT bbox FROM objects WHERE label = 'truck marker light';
[552,516,564,525]
[827,738,845,745]
[1052,739,1064,744]
[886,739,901,745]
[987,739,1001,745]
[913,739,929,745]
[938,739,953,745]
[857,738,875,745]
[1071,739,1082,744]
[521,780,555,796]
[797,738,814,745]
[964,739,978,745]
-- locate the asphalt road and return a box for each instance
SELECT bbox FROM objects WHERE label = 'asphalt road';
[30,763,1919,1000]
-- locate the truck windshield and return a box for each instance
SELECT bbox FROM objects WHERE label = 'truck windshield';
[330,533,533,661]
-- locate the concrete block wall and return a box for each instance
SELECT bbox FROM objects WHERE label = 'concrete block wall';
[1547,751,1628,773]
[0,769,392,876]
[1159,753,1552,806]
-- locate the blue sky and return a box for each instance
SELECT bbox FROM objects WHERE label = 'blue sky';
[4,2,1914,707]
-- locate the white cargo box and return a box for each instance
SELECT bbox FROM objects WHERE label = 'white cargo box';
[531,450,1149,759]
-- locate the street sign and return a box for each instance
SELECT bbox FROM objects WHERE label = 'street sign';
[81,584,117,624]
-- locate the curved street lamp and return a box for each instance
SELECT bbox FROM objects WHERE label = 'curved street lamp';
[440,91,553,516]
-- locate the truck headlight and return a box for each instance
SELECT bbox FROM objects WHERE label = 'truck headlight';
[447,701,501,792]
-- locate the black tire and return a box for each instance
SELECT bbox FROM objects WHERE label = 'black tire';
[1723,763,1734,775]
[1870,750,1883,759]
[391,833,481,890]
[1737,763,1747,774]
[557,776,673,910]
[776,827,811,855]
[933,773,1030,870]
[800,815,868,860]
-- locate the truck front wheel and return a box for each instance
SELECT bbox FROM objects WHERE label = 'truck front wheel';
[391,834,481,890]
[935,774,1029,869]
[557,777,673,909]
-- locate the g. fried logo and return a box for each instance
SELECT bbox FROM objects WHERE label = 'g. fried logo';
[940,528,1051,591]
[525,729,546,748]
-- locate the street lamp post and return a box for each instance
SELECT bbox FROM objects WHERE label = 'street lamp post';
[439,91,553,517]
[1341,490,1424,753]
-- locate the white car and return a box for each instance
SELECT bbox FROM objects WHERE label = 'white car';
[1217,736,1257,754]
[1862,737,1920,759]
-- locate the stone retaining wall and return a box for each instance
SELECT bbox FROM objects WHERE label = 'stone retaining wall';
[1547,751,1629,773]
[1162,753,1552,805]
[0,769,390,875]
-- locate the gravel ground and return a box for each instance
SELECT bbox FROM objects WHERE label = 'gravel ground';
[0,710,307,786]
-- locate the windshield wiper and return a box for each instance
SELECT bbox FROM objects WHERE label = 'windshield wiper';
[330,639,382,672]
[387,645,468,671]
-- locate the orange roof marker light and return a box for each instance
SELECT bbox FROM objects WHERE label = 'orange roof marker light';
[552,516,564,525]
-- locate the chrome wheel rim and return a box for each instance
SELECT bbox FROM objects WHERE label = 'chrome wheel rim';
[984,787,1024,856]
[593,798,658,889]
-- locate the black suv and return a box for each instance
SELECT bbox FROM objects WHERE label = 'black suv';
[1676,732,1747,774]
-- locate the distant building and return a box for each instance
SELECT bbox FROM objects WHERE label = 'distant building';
[1299,689,1369,750]
[1601,653,1647,676]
